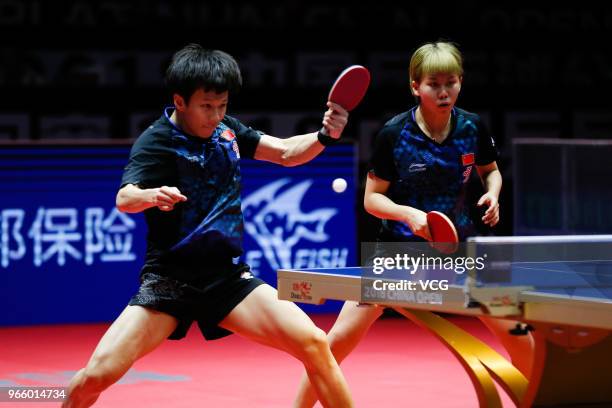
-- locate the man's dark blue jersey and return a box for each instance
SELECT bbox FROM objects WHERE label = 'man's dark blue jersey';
[369,107,498,241]
[121,108,261,265]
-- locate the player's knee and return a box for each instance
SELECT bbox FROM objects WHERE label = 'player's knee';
[81,356,126,392]
[307,327,328,350]
[78,369,111,394]
[298,327,331,364]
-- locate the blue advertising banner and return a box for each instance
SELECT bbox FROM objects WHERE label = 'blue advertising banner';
[0,143,356,325]
[241,144,357,314]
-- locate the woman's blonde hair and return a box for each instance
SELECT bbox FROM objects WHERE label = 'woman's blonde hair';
[409,41,463,85]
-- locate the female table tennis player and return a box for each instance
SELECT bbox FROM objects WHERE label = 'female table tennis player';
[294,40,502,407]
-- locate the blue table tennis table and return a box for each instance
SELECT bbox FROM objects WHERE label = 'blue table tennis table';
[277,235,612,408]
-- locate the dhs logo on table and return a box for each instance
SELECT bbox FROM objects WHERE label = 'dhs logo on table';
[242,178,349,274]
[291,281,313,301]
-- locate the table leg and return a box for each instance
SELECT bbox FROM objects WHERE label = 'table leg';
[393,308,528,408]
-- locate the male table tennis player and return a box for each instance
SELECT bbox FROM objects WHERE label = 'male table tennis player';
[63,44,354,408]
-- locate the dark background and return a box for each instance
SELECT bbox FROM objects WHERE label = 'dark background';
[2,0,611,239]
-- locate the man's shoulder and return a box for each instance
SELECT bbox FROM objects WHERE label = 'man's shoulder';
[220,115,263,159]
[221,115,243,131]
[134,115,173,147]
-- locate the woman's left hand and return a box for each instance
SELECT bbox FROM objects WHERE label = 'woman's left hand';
[477,192,499,226]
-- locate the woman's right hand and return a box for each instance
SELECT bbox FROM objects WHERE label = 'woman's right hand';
[403,207,431,241]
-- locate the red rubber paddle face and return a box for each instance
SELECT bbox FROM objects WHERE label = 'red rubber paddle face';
[328,65,371,111]
[427,211,459,254]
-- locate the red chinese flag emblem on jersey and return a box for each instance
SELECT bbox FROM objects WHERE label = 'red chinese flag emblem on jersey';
[462,153,475,166]
[221,129,236,141]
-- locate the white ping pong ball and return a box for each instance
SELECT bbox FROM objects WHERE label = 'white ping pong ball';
[332,178,347,193]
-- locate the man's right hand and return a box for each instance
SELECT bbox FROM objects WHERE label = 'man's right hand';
[152,186,187,211]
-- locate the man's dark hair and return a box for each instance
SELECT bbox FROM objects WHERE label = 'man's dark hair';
[165,44,242,103]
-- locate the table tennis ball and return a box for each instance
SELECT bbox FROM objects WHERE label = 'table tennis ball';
[332,178,347,193]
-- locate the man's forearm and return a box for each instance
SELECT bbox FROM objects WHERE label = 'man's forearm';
[279,132,326,167]
[116,185,156,213]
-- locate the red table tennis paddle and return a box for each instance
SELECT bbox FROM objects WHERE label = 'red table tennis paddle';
[328,65,371,111]
[321,65,370,137]
[426,211,459,254]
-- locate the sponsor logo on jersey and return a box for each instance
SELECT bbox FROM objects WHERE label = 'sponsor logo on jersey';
[409,163,427,173]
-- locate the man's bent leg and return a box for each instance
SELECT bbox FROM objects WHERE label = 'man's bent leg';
[293,301,384,407]
[62,306,178,408]
[219,284,354,408]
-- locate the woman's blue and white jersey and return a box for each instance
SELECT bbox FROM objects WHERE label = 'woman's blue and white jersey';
[368,107,498,241]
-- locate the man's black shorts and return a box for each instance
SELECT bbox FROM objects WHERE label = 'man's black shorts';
[128,261,265,340]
